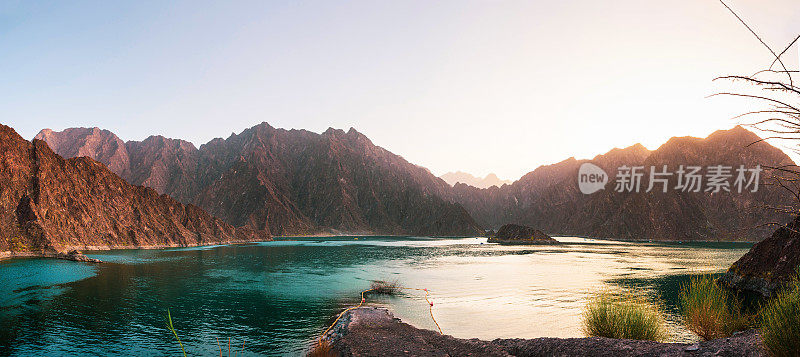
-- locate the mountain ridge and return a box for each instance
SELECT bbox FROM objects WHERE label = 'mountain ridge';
[1,124,268,256]
[36,122,482,237]
[447,125,796,240]
[440,171,512,189]
[35,124,796,241]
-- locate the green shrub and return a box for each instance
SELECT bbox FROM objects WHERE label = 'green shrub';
[679,275,751,340]
[8,236,27,252]
[581,291,667,341]
[760,274,800,357]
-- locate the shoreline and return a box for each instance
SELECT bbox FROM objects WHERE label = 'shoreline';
[0,235,758,263]
[0,238,273,262]
[324,307,765,356]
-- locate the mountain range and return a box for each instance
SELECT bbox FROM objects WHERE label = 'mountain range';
[30,123,798,242]
[0,125,266,256]
[35,124,482,237]
[447,126,796,240]
[440,171,512,189]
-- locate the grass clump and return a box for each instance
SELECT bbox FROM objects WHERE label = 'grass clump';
[370,280,401,295]
[581,290,667,341]
[679,275,751,341]
[760,273,800,357]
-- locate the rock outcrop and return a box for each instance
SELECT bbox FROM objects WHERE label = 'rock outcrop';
[36,123,483,237]
[488,224,558,244]
[53,249,102,263]
[449,126,796,241]
[721,215,800,297]
[1,124,268,255]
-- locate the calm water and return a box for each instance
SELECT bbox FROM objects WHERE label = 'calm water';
[0,237,752,356]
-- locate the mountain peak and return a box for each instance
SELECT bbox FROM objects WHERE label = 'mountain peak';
[707,125,761,144]
[440,171,512,188]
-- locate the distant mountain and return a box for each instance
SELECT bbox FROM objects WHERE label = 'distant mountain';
[0,124,265,255]
[447,126,796,241]
[35,124,795,241]
[36,123,482,237]
[440,171,512,188]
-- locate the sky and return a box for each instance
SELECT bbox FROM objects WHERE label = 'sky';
[2,0,800,180]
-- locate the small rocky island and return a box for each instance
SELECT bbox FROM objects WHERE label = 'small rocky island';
[487,224,559,245]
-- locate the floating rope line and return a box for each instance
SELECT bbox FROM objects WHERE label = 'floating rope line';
[316,285,442,347]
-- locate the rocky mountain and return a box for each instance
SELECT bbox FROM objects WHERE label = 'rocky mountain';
[0,124,266,255]
[440,171,512,189]
[36,123,482,237]
[36,124,792,241]
[449,126,796,241]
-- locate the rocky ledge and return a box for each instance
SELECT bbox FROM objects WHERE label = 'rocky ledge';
[487,224,559,245]
[323,307,765,356]
[720,215,800,297]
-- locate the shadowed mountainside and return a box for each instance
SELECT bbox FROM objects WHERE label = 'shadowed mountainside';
[36,124,794,241]
[1,125,267,255]
[36,123,482,237]
[448,126,796,241]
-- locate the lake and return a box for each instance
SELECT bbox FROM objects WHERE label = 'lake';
[0,237,752,356]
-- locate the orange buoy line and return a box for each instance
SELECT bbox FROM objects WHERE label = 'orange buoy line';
[316,285,443,346]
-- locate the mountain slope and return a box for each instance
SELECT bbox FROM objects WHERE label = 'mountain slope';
[37,123,482,236]
[449,126,796,240]
[1,124,266,255]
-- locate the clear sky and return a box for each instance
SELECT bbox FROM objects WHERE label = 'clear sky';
[2,0,799,180]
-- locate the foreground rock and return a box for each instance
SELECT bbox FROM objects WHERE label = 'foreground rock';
[325,307,765,356]
[488,224,559,245]
[721,215,800,297]
[0,124,269,257]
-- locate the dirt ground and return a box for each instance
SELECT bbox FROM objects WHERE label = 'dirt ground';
[325,307,765,357]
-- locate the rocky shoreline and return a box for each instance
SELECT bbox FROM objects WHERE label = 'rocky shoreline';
[0,238,273,262]
[0,249,101,263]
[323,307,765,356]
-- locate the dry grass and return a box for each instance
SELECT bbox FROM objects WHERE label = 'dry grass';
[370,280,401,295]
[581,290,667,341]
[679,275,751,341]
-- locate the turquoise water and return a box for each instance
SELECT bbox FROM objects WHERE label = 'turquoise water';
[0,237,752,356]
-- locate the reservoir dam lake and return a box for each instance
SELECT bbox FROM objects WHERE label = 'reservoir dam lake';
[0,236,752,356]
